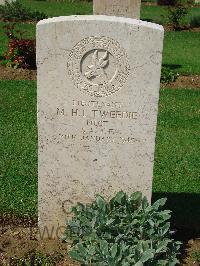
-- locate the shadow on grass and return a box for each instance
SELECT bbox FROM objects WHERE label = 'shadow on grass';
[162,63,182,71]
[152,192,200,240]
[143,18,155,23]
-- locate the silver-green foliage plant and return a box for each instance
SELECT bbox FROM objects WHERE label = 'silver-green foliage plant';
[63,191,181,266]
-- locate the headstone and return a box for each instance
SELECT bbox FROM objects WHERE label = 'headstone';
[0,0,15,4]
[93,0,141,19]
[37,15,164,239]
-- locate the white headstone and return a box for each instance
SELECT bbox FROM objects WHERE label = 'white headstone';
[37,16,164,239]
[93,0,141,19]
[0,0,15,4]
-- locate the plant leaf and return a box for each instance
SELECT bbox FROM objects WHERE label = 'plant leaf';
[152,198,167,210]
[111,243,118,258]
[140,250,154,262]
[69,250,85,263]
[96,195,106,211]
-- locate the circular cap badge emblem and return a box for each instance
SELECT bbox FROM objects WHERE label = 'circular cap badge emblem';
[67,36,130,98]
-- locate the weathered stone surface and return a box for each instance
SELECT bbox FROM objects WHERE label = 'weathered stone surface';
[37,16,164,239]
[93,0,141,19]
[0,0,15,4]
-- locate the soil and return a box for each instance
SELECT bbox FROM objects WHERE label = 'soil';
[0,19,37,24]
[0,65,36,80]
[0,216,79,265]
[161,74,200,89]
[0,215,199,266]
[182,239,200,265]
[164,24,200,32]
[0,64,200,89]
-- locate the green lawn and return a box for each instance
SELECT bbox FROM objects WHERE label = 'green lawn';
[0,0,199,230]
[0,80,37,216]
[20,0,92,17]
[0,21,199,74]
[153,88,200,193]
[163,31,200,74]
[0,0,199,24]
[153,88,200,230]
[18,0,200,26]
[0,81,199,219]
[0,1,199,74]
[141,5,200,25]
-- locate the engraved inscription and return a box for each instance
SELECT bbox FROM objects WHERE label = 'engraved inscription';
[72,100,123,109]
[56,98,138,145]
[58,107,137,120]
[68,37,130,97]
[62,133,137,145]
[105,4,129,16]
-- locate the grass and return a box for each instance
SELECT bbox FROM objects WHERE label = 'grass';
[153,88,200,230]
[153,88,200,193]
[0,81,199,218]
[0,1,199,74]
[18,0,200,25]
[0,23,199,75]
[20,0,92,17]
[163,31,200,74]
[0,1,199,230]
[141,5,200,25]
[0,80,37,216]
[191,250,200,264]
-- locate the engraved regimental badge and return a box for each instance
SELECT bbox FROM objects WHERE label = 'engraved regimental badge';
[67,36,130,98]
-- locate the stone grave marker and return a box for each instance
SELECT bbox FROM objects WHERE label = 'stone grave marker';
[0,0,15,4]
[93,0,141,19]
[37,16,164,239]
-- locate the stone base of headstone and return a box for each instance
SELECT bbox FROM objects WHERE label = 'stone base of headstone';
[37,15,164,239]
[93,0,141,19]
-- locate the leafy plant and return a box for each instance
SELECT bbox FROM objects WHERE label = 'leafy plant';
[161,66,178,84]
[63,191,181,266]
[3,23,36,69]
[168,4,188,30]
[0,0,47,21]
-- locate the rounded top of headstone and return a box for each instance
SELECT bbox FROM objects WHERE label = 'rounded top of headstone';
[37,15,164,32]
